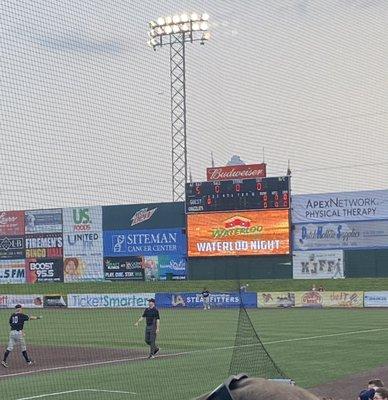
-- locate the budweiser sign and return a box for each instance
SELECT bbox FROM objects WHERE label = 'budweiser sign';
[131,208,157,226]
[207,163,266,181]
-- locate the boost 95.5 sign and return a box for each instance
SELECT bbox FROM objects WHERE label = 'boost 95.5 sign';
[187,210,290,257]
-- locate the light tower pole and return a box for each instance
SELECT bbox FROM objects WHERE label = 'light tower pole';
[147,13,210,201]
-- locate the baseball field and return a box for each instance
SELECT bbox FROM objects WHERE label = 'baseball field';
[0,279,388,400]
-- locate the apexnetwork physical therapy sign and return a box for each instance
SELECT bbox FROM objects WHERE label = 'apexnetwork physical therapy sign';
[292,189,388,223]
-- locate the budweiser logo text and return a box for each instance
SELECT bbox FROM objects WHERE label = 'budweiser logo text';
[131,208,157,226]
[207,164,266,181]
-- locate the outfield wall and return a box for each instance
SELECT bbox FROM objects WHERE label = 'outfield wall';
[2,292,388,309]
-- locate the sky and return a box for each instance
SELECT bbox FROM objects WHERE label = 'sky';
[0,0,386,210]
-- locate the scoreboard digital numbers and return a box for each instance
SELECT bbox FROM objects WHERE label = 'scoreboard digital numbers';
[186,176,290,213]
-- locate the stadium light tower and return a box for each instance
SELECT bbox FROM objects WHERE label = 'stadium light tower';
[147,12,210,201]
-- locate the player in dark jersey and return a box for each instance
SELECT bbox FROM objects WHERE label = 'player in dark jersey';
[1,304,42,368]
[201,288,211,310]
[134,298,160,359]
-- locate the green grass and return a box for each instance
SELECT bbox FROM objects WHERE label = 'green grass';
[1,277,388,295]
[1,308,388,399]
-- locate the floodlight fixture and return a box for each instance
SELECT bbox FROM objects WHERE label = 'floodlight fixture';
[146,12,210,201]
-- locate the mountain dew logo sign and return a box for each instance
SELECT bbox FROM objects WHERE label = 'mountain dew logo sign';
[73,208,91,231]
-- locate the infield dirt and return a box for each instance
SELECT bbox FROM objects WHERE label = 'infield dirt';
[0,345,145,377]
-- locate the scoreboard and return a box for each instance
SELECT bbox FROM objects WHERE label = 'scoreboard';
[186,176,290,213]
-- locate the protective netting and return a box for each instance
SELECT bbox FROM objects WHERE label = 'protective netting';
[0,1,386,399]
[1,1,386,211]
[229,291,285,379]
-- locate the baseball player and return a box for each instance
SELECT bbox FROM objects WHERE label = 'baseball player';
[1,304,42,368]
[201,288,211,310]
[134,298,160,359]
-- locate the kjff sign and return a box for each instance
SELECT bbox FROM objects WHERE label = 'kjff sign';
[206,163,266,182]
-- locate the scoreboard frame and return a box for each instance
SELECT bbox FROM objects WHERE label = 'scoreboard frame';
[185,176,290,213]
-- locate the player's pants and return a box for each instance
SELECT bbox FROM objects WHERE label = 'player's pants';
[7,330,27,352]
[203,297,210,309]
[145,326,157,355]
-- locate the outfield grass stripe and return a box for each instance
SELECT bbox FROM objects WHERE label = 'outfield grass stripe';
[3,326,388,381]
[263,327,388,345]
[15,389,135,400]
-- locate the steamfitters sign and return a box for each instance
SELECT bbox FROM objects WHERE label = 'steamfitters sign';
[187,210,290,257]
[292,189,388,223]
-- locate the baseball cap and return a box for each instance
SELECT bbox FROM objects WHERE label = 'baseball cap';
[359,389,375,400]
[147,298,155,303]
[15,304,22,309]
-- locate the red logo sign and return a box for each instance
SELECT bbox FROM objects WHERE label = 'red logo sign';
[206,163,266,181]
[131,208,157,226]
[0,211,25,236]
[224,216,251,229]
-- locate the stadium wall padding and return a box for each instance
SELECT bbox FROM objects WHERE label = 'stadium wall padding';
[344,249,388,277]
[188,255,292,280]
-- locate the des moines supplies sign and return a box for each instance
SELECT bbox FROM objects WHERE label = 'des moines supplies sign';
[187,210,290,257]
[293,220,388,250]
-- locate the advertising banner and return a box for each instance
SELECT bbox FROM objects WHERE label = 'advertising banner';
[292,190,388,223]
[26,258,64,283]
[63,208,103,282]
[103,256,145,281]
[294,291,363,308]
[0,294,43,309]
[258,291,363,308]
[206,163,267,181]
[103,228,187,257]
[64,256,104,282]
[67,293,154,308]
[187,210,290,257]
[364,292,388,307]
[64,231,103,257]
[257,292,296,308]
[63,231,103,281]
[0,211,25,235]
[25,209,62,233]
[293,250,344,279]
[155,292,257,308]
[102,202,185,231]
[0,236,25,259]
[0,260,25,284]
[293,220,388,250]
[62,206,102,233]
[25,233,63,259]
[43,295,67,308]
[141,255,187,281]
